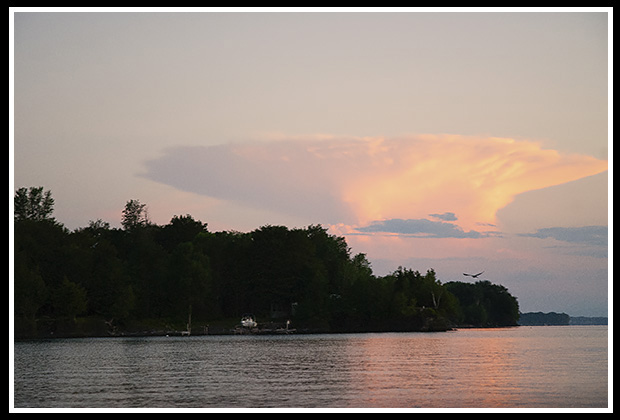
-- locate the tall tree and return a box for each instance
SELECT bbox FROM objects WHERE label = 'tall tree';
[14,187,55,222]
[121,199,149,230]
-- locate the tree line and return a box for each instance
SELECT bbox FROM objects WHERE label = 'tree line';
[13,187,520,338]
[518,312,570,326]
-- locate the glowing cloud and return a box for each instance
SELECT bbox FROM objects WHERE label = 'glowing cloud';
[143,135,608,230]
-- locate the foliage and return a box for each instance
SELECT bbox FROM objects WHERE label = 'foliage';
[121,199,149,231]
[14,187,55,222]
[13,189,521,337]
[445,280,520,327]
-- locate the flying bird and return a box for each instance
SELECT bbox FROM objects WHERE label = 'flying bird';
[463,271,484,278]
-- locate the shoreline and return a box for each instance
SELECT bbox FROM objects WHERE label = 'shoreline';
[14,323,528,341]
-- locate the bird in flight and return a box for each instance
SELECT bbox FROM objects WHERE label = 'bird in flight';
[463,271,484,278]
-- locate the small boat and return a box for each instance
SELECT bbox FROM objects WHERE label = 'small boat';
[240,314,257,328]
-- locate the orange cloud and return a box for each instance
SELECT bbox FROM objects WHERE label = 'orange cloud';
[338,135,607,230]
[143,134,608,231]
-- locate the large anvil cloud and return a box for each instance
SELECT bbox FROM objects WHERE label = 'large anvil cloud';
[142,135,608,229]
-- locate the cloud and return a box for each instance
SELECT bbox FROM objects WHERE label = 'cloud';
[520,226,608,247]
[429,212,458,221]
[142,135,608,228]
[354,218,497,239]
[142,140,362,224]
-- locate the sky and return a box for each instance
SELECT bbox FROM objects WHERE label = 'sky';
[10,8,611,317]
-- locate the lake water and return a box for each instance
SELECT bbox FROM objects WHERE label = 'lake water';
[12,326,608,409]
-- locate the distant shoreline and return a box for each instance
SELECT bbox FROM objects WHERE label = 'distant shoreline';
[567,316,608,325]
[518,311,608,326]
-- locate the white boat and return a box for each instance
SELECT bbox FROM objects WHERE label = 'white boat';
[240,314,257,328]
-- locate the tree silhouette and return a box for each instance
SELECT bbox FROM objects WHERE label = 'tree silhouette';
[121,199,149,231]
[13,188,521,337]
[14,187,55,222]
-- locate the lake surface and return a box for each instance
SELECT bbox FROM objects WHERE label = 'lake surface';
[12,326,608,409]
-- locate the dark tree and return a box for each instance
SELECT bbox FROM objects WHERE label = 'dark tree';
[445,280,520,327]
[13,189,522,337]
[14,187,55,222]
[157,214,208,251]
[121,199,149,231]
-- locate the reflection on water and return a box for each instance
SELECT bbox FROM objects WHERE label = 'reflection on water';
[346,332,529,407]
[13,326,607,408]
